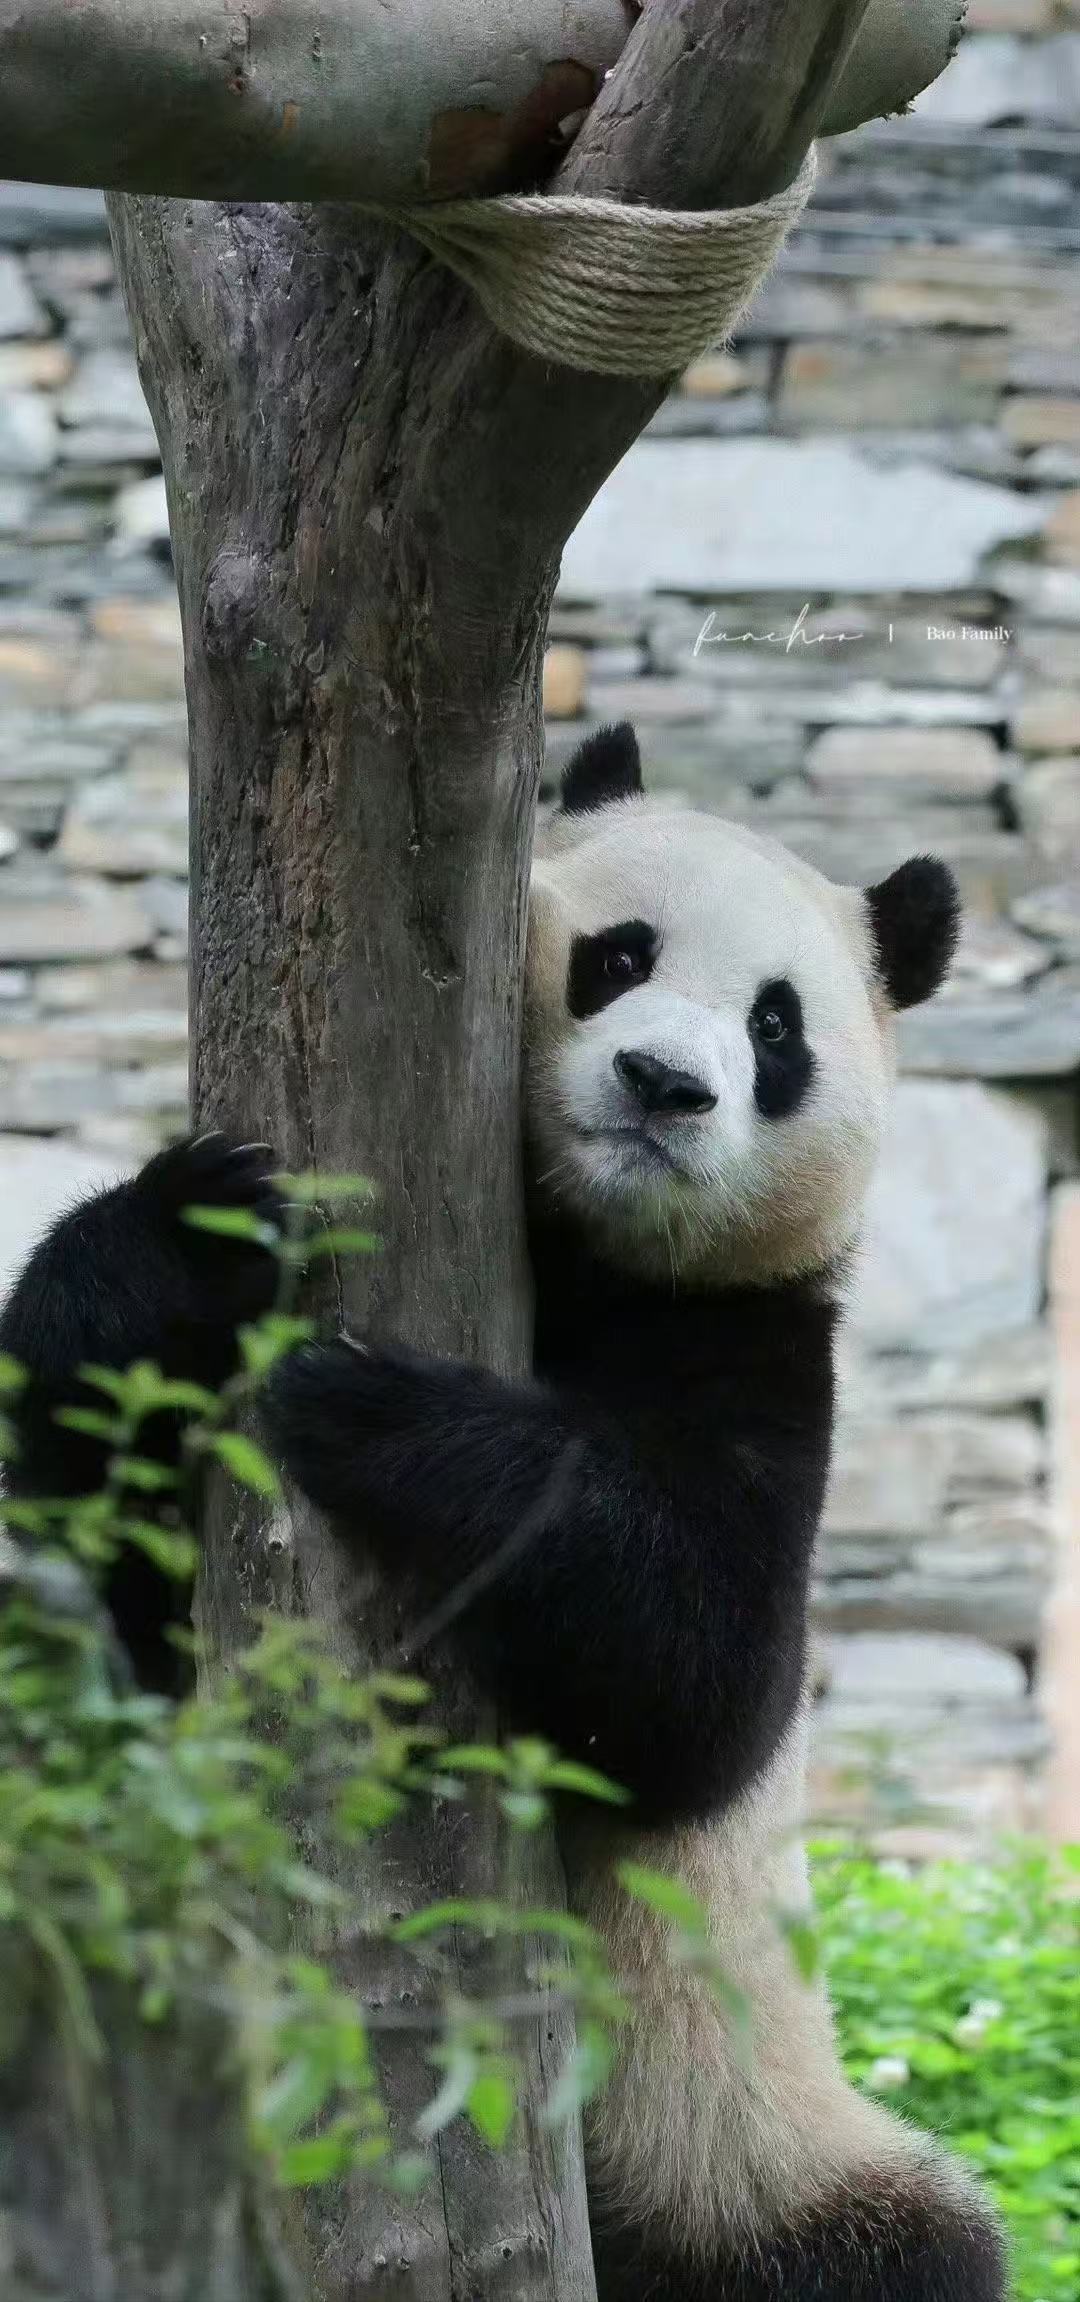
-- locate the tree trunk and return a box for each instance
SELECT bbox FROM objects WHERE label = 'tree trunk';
[104,3,870,2295]
[0,0,965,200]
[0,1955,305,2302]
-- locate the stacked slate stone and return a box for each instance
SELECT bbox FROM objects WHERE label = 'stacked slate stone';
[0,186,188,1287]
[1,9,1078,1845]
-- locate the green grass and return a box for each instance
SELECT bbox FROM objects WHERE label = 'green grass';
[815,1844,1080,2302]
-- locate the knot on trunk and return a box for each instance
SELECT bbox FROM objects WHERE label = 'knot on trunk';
[203,548,283,669]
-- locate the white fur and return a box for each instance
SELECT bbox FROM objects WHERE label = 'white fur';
[527,799,894,1287]
[563,1704,974,2258]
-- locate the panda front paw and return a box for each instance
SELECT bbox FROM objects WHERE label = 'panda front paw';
[0,1131,291,1507]
[138,1130,282,1223]
[134,1131,287,1334]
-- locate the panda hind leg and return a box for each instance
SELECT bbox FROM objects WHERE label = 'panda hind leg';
[591,2170,1006,2302]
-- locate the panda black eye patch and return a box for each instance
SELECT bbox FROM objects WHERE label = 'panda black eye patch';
[568,920,658,1020]
[749,978,815,1120]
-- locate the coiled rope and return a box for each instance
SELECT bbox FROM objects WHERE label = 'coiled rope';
[383,147,817,377]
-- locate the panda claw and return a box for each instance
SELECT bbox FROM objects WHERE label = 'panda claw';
[135,1131,285,1229]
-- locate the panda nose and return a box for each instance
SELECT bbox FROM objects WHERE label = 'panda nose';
[614,1050,717,1115]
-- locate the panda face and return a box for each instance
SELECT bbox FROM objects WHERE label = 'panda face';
[526,740,957,1286]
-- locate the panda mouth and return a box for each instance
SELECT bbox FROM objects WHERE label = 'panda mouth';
[576,1124,683,1177]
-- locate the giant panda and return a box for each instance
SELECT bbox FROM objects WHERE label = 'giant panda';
[0,723,1004,2302]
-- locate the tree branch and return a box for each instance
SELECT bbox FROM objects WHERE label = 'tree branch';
[2,0,964,202]
[389,0,876,605]
[0,0,633,202]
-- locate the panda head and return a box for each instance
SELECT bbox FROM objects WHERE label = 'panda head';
[525,722,959,1286]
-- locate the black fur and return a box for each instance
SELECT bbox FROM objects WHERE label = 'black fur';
[263,1211,835,1822]
[749,979,815,1122]
[0,1137,832,1826]
[568,919,659,1020]
[865,859,960,1012]
[561,722,644,817]
[0,1134,282,1692]
[592,2170,1007,2302]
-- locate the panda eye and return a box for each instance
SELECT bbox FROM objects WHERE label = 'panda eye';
[568,920,659,1020]
[751,979,813,1119]
[750,979,803,1047]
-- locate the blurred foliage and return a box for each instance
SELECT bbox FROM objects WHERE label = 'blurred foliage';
[0,1190,631,2195]
[0,1535,632,2188]
[817,1842,1080,2302]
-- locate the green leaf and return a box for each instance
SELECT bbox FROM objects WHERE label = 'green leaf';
[776,1909,820,1982]
[416,2046,477,2142]
[259,1314,317,1349]
[278,1863,345,1910]
[277,2133,364,2188]
[113,1456,180,1493]
[335,1779,404,1833]
[54,1408,120,1442]
[500,1789,548,1830]
[391,1900,598,1950]
[147,1378,221,1417]
[507,1736,554,1782]
[542,1760,631,1806]
[0,1499,51,1534]
[209,1432,281,1498]
[124,1522,198,1580]
[238,1319,315,1379]
[391,1899,483,1943]
[0,1354,27,1395]
[182,1205,279,1245]
[617,1863,710,1935]
[24,1908,103,2064]
[369,1674,431,1708]
[260,2055,336,2146]
[382,2150,430,2198]
[77,1363,143,1404]
[439,1745,510,1778]
[467,2072,516,2149]
[139,1983,172,2024]
[275,1173,377,1204]
[289,1229,380,1262]
[543,2021,615,2127]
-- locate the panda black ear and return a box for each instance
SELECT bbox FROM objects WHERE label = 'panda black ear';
[865,856,961,1010]
[560,722,643,817]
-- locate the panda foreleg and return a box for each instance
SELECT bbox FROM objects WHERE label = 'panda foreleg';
[0,1136,283,1691]
[0,1134,283,1505]
[263,1336,806,1821]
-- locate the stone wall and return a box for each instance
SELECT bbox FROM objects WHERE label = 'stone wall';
[1,6,1078,1844]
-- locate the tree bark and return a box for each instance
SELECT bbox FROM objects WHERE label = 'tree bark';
[0,0,965,201]
[103,4,869,2297]
[0,1953,305,2302]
